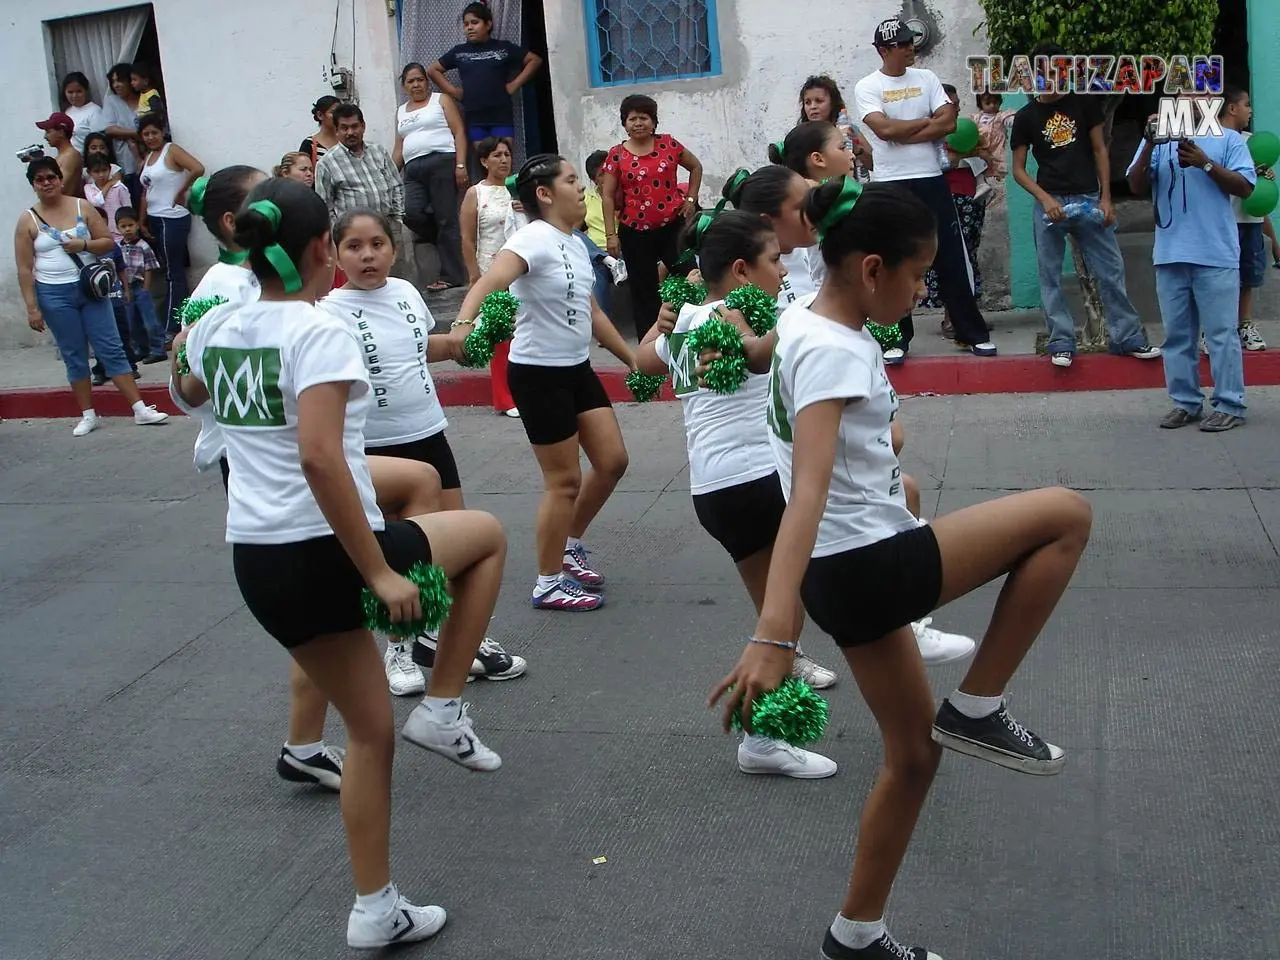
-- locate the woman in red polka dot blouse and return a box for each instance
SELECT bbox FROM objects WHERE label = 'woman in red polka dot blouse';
[600,94,703,338]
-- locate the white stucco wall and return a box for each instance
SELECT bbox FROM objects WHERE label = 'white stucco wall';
[544,0,985,200]
[1,0,400,346]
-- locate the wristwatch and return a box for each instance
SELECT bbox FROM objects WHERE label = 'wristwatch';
[1202,160,1214,173]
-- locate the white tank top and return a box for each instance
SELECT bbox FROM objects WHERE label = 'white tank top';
[30,201,89,285]
[398,97,454,164]
[141,144,190,219]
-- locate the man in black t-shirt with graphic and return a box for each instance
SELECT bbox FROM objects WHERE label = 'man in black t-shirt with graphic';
[1010,44,1160,368]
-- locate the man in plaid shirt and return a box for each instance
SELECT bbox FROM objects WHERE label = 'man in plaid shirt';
[314,103,404,225]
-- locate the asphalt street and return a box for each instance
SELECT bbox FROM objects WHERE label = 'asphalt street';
[2,390,1279,960]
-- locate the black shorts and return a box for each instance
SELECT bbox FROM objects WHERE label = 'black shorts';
[692,473,785,563]
[506,360,611,446]
[232,520,432,649]
[366,430,460,490]
[800,523,943,647]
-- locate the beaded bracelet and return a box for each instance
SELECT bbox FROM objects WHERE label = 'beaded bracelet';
[749,637,798,651]
[450,317,474,329]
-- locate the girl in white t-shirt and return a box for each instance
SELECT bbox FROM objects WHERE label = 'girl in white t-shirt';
[171,177,510,950]
[322,210,528,694]
[711,176,1091,960]
[452,154,638,612]
[635,209,839,781]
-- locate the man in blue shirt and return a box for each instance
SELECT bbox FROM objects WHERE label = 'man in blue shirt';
[1127,95,1256,431]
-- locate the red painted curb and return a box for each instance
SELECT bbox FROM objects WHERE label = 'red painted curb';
[5,352,1279,418]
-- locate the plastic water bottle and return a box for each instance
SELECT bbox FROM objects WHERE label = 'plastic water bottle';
[1042,201,1105,226]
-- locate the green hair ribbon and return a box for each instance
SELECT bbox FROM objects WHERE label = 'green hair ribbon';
[187,176,209,216]
[772,140,786,159]
[816,176,863,243]
[723,169,750,204]
[504,174,519,199]
[218,248,250,265]
[247,199,303,294]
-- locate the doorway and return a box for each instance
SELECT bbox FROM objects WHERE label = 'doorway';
[521,0,558,155]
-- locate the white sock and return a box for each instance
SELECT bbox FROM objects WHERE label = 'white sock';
[131,400,148,414]
[565,536,583,552]
[535,574,560,592]
[355,882,398,915]
[830,914,885,950]
[80,409,97,421]
[742,734,777,756]
[421,694,461,719]
[949,690,1004,719]
[285,740,323,760]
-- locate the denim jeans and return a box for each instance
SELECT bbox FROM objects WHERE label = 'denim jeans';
[1033,192,1147,355]
[574,229,612,312]
[127,280,166,357]
[147,213,192,334]
[1154,263,1246,417]
[36,280,131,383]
[93,293,139,378]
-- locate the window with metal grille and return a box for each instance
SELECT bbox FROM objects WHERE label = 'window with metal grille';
[584,0,721,87]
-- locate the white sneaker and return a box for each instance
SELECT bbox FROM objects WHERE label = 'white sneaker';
[72,414,99,437]
[1129,345,1162,360]
[1241,320,1267,351]
[133,404,169,425]
[503,407,521,418]
[384,641,425,696]
[883,346,906,365]
[913,617,977,665]
[737,739,837,779]
[1050,352,1073,368]
[971,341,998,356]
[347,895,446,949]
[402,701,501,771]
[792,650,837,689]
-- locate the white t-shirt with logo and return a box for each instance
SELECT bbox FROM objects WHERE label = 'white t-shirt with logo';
[767,294,918,557]
[504,219,595,366]
[654,300,776,495]
[185,300,384,544]
[319,278,448,445]
[853,67,950,182]
[170,262,262,471]
[778,246,827,305]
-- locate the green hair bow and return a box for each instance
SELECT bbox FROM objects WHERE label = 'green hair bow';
[504,174,519,199]
[816,176,863,243]
[187,176,210,216]
[247,199,303,293]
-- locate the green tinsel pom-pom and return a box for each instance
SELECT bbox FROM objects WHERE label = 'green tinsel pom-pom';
[659,276,706,310]
[867,321,902,349]
[626,369,667,403]
[730,677,829,746]
[477,290,518,344]
[459,325,496,368]
[723,284,779,337]
[360,561,453,638]
[686,317,748,394]
[176,344,190,377]
[178,295,228,328]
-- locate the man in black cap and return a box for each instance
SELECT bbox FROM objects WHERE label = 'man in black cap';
[853,17,997,359]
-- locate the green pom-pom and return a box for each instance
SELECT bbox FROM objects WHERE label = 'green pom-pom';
[659,276,706,310]
[477,290,518,344]
[178,295,228,328]
[723,284,779,337]
[176,344,189,377]
[686,317,748,394]
[459,325,495,368]
[626,369,666,403]
[730,677,829,746]
[866,321,902,349]
[360,561,452,638]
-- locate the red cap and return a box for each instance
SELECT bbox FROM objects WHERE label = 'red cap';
[36,112,74,134]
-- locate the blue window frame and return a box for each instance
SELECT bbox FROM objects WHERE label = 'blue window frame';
[583,0,721,87]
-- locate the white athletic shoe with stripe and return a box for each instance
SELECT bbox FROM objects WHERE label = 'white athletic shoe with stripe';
[347,894,446,949]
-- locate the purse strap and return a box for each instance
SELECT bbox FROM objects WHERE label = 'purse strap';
[30,204,90,270]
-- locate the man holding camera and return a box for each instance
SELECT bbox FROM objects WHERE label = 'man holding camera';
[1128,92,1256,431]
[34,113,81,198]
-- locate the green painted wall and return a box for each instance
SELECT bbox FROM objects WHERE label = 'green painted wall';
[1251,0,1280,142]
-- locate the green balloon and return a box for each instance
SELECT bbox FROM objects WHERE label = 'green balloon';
[1249,131,1280,169]
[1242,177,1279,218]
[947,117,980,154]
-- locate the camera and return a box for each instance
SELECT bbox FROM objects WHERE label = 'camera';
[17,144,46,163]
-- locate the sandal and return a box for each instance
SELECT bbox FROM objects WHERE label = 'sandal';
[425,280,451,292]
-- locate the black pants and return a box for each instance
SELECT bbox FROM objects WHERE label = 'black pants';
[93,297,138,378]
[618,218,684,340]
[897,176,989,347]
[404,152,466,285]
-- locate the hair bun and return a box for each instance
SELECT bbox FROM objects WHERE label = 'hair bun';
[721,168,750,206]
[232,206,277,252]
[766,142,785,165]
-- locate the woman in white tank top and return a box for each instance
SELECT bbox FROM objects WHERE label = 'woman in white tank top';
[459,136,526,416]
[392,62,469,291]
[137,114,206,340]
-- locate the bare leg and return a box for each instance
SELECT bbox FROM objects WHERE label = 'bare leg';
[567,406,629,540]
[438,488,465,512]
[287,660,329,743]
[111,372,144,404]
[929,487,1091,696]
[1240,285,1253,326]
[368,456,441,519]
[529,436,583,576]
[738,546,805,639]
[70,379,94,410]
[289,629,395,894]
[902,473,921,519]
[839,627,940,919]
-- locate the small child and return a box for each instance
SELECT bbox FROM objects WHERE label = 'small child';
[130,62,164,116]
[581,149,625,311]
[973,91,1018,180]
[83,156,130,241]
[115,207,167,363]
[1221,86,1269,350]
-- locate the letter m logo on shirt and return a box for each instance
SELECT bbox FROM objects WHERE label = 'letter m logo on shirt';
[205,347,286,427]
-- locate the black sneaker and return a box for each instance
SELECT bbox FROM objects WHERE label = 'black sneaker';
[91,372,107,386]
[931,700,1065,775]
[276,743,344,791]
[821,929,942,960]
[412,634,528,681]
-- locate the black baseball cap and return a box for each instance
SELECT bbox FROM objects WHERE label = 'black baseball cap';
[873,17,915,47]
